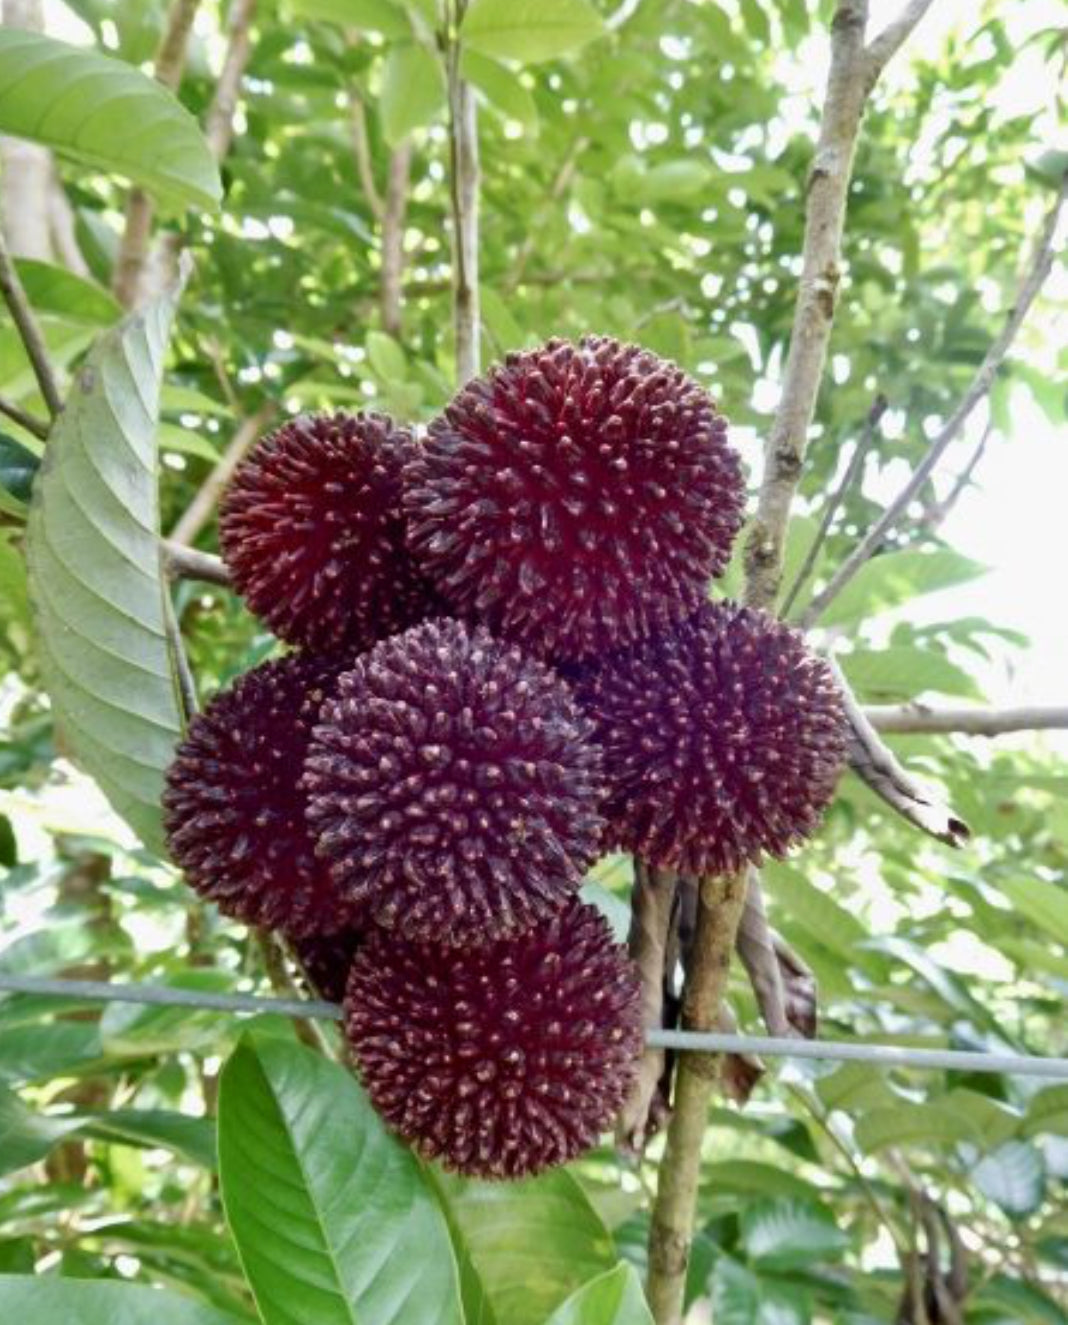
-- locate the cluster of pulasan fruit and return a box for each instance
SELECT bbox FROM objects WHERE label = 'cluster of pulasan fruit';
[163,335,848,1180]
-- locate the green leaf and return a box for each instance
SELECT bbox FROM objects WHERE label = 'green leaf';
[0,31,220,211]
[700,1160,824,1204]
[0,434,40,508]
[25,268,188,856]
[437,1170,617,1325]
[854,1102,980,1154]
[989,876,1068,944]
[365,328,408,380]
[839,646,982,701]
[0,1083,84,1176]
[973,1141,1045,1218]
[0,1276,244,1324]
[13,258,121,326]
[543,1263,653,1325]
[380,42,446,146]
[158,422,222,462]
[819,550,988,628]
[740,1198,850,1269]
[461,51,538,128]
[638,160,712,203]
[287,0,412,37]
[219,1035,463,1325]
[80,1108,217,1169]
[1023,1085,1068,1138]
[461,0,606,65]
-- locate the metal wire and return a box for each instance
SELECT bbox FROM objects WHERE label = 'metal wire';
[2,973,1066,1079]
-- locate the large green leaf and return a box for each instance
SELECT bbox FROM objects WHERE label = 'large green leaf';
[25,270,188,856]
[437,1170,617,1325]
[0,31,220,211]
[820,549,988,627]
[739,1198,850,1270]
[460,51,539,128]
[0,1276,243,1324]
[218,1035,463,1325]
[461,0,606,64]
[380,42,446,146]
[543,1263,653,1325]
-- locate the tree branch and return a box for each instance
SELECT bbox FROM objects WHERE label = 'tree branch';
[919,418,992,534]
[617,862,678,1152]
[864,0,937,82]
[800,173,1066,628]
[646,870,748,1325]
[168,402,276,547]
[205,0,256,161]
[381,140,412,338]
[446,0,481,384]
[867,704,1068,737]
[0,225,62,417]
[112,0,200,309]
[349,95,385,222]
[781,393,887,617]
[162,539,231,587]
[0,392,48,439]
[742,0,873,612]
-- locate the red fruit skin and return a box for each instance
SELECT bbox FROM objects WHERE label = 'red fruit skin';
[575,601,849,875]
[345,900,643,1179]
[403,336,745,662]
[291,926,364,1004]
[163,654,359,937]
[220,411,441,653]
[303,618,606,947]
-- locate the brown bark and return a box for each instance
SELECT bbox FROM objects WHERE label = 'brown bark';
[112,0,201,309]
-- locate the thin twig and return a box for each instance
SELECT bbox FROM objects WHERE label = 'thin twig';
[0,393,49,439]
[168,402,275,546]
[606,0,643,32]
[162,585,198,725]
[781,393,887,618]
[864,0,937,81]
[867,704,1068,736]
[162,539,231,587]
[256,931,331,1055]
[205,0,257,161]
[446,0,481,383]
[0,226,62,417]
[350,95,385,222]
[112,0,201,309]
[509,136,589,291]
[919,418,993,534]
[801,174,1066,629]
[380,141,412,337]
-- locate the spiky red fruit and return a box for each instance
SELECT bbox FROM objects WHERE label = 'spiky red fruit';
[575,601,848,875]
[163,654,359,937]
[220,412,440,652]
[292,927,363,1004]
[303,618,605,946]
[403,336,744,661]
[345,900,642,1178]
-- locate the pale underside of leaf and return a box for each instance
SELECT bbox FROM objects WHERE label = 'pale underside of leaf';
[26,284,187,855]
